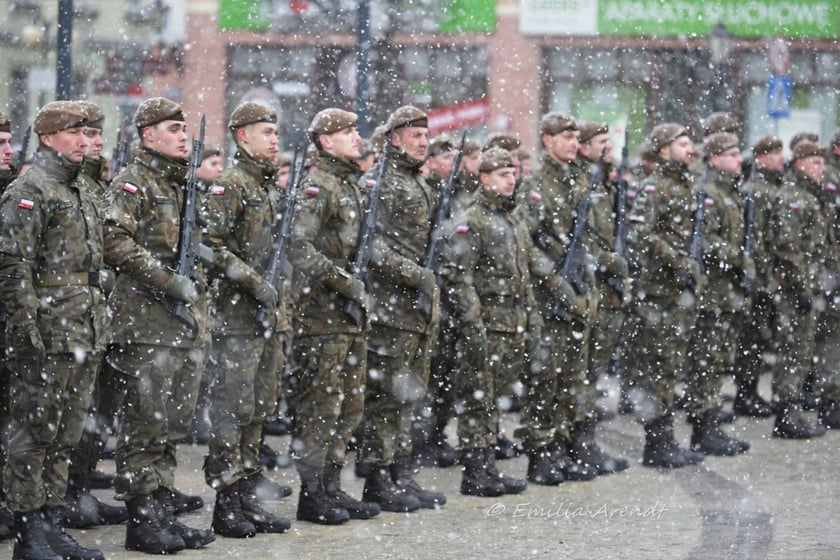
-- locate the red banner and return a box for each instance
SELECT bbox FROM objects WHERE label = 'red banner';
[427,98,490,136]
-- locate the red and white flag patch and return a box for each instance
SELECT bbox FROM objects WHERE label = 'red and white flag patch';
[704,197,715,207]
[123,183,138,194]
[529,191,542,202]
[210,185,226,195]
[305,185,320,196]
[19,198,34,210]
[456,224,470,234]
[643,184,656,193]
[365,179,377,189]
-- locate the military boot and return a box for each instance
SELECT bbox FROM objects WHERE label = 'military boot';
[167,487,204,515]
[12,511,61,560]
[459,448,505,497]
[689,408,750,456]
[773,401,827,439]
[296,464,350,525]
[390,453,446,508]
[550,437,598,481]
[818,400,840,429]
[124,493,185,554]
[154,488,215,549]
[363,466,421,512]
[526,446,564,486]
[493,434,522,460]
[569,418,630,475]
[238,477,292,533]
[0,504,14,542]
[43,507,104,560]
[643,416,704,468]
[484,449,527,494]
[323,462,380,520]
[85,470,114,490]
[412,430,459,468]
[211,483,257,538]
[247,472,292,501]
[63,474,127,528]
[733,377,774,417]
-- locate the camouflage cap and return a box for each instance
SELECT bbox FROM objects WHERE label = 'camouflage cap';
[384,105,428,133]
[702,112,740,136]
[133,97,184,129]
[0,112,9,133]
[791,140,823,162]
[309,108,357,141]
[483,132,521,152]
[789,131,818,151]
[578,121,609,144]
[478,146,516,172]
[427,134,456,156]
[647,123,688,154]
[228,101,276,130]
[752,135,783,156]
[540,112,577,136]
[34,101,88,135]
[77,100,105,129]
[703,132,740,157]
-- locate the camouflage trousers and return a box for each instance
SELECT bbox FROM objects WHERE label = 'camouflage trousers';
[4,351,100,512]
[733,291,778,390]
[204,331,282,490]
[107,344,205,501]
[772,291,817,403]
[814,302,840,403]
[588,287,626,381]
[288,332,366,470]
[69,358,122,479]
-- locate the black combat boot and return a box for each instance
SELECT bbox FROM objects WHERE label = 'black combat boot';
[154,488,215,549]
[493,433,522,460]
[733,377,774,417]
[63,474,127,528]
[773,401,827,439]
[85,470,114,490]
[689,409,750,456]
[262,415,291,436]
[551,437,598,481]
[484,449,527,495]
[296,465,350,525]
[818,400,840,429]
[643,416,705,468]
[569,418,630,475]
[12,511,61,560]
[211,483,257,538]
[363,466,422,512]
[390,453,446,508]
[238,477,291,533]
[527,446,564,486]
[247,472,292,501]
[183,400,212,444]
[43,507,104,560]
[166,487,204,515]
[0,504,14,542]
[459,448,505,497]
[323,462,380,520]
[412,430,459,468]
[125,493,185,554]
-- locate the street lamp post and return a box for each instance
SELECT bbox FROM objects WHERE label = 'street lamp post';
[708,20,734,113]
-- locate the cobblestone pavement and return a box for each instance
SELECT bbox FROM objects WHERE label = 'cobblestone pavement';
[5,376,839,560]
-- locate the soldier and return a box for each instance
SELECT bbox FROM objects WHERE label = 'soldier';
[824,130,840,187]
[682,133,751,456]
[285,108,380,524]
[702,112,741,137]
[201,101,292,538]
[0,112,15,190]
[423,134,456,186]
[732,135,782,418]
[0,101,106,560]
[624,123,706,468]
[104,97,214,554]
[354,138,376,172]
[438,147,536,497]
[196,143,224,187]
[357,105,445,512]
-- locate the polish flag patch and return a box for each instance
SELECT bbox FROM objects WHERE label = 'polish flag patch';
[19,199,34,210]
[827,183,838,193]
[643,184,656,193]
[704,197,715,207]
[365,179,377,189]
[123,183,138,194]
[305,185,320,196]
[627,189,637,200]
[529,191,542,202]
[456,224,470,233]
[789,201,801,211]
[210,185,226,195]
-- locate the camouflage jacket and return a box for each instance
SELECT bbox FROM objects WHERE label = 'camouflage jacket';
[104,147,209,348]
[451,172,481,216]
[743,166,783,289]
[439,188,541,334]
[0,147,107,352]
[202,149,288,336]
[288,152,366,336]
[0,168,14,193]
[824,151,840,193]
[793,166,840,292]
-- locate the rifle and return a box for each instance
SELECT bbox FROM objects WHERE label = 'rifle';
[682,164,708,291]
[610,129,630,297]
[171,115,206,335]
[417,131,467,313]
[14,125,31,176]
[255,145,306,324]
[741,161,757,292]
[111,131,130,179]
[344,147,391,326]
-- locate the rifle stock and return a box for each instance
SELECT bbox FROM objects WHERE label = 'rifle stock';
[14,125,31,177]
[609,129,630,297]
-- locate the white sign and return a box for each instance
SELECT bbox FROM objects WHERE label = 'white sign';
[520,0,598,35]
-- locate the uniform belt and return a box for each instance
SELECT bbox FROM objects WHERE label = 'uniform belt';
[35,272,101,288]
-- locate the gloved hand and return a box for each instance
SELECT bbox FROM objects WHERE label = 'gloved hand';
[459,324,487,366]
[677,259,706,293]
[163,274,199,305]
[797,294,813,314]
[601,252,629,279]
[253,279,279,311]
[11,321,46,377]
[417,268,440,320]
[547,276,584,317]
[340,276,370,327]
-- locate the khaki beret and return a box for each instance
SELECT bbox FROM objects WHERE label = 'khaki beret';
[463,139,480,155]
[517,148,531,161]
[77,100,105,129]
[704,132,740,157]
[0,112,10,133]
[276,152,292,168]
[483,132,521,152]
[202,142,221,160]
[791,140,823,162]
[369,124,389,153]
[540,112,577,136]
[34,101,88,135]
[133,97,184,129]
[309,108,357,141]
[384,106,428,133]
[427,134,456,156]
[789,131,818,152]
[578,121,609,144]
[228,101,276,130]
[478,146,516,172]
[356,138,375,158]
[647,123,689,154]
[752,135,783,156]
[702,112,740,136]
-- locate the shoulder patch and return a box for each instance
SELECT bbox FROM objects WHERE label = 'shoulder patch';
[365,179,377,189]
[627,189,637,200]
[456,224,470,234]
[305,185,320,196]
[19,198,34,210]
[643,184,656,193]
[528,191,542,202]
[123,183,138,194]
[755,191,763,199]
[210,185,226,195]
[704,197,715,207]
[788,201,801,211]
[827,183,838,193]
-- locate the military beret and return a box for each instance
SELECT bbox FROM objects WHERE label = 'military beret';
[702,112,740,136]
[77,100,105,129]
[789,131,818,152]
[427,134,456,156]
[202,142,221,160]
[517,148,531,162]
[647,123,688,154]
[356,138,375,158]
[578,121,609,144]
[133,97,184,129]
[276,151,292,168]
[0,112,10,133]
[478,146,516,172]
[704,132,740,157]
[228,101,276,130]
[34,101,88,135]
[752,135,783,156]
[791,140,823,162]
[483,132,521,152]
[309,108,357,141]
[540,112,577,136]
[829,129,840,149]
[369,124,389,152]
[463,139,480,155]
[384,106,428,133]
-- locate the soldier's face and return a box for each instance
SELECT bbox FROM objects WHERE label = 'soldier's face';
[426,150,456,178]
[276,165,290,190]
[42,126,89,163]
[756,150,785,174]
[392,126,428,162]
[544,130,579,164]
[665,136,694,166]
[796,155,825,183]
[144,120,188,160]
[580,133,612,162]
[0,131,12,170]
[711,147,743,176]
[481,167,517,197]
[83,127,104,159]
[322,126,361,162]
[462,150,480,175]
[242,123,279,163]
[197,154,224,183]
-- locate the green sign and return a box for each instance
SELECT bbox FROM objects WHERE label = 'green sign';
[219,0,271,31]
[598,0,839,39]
[439,0,496,32]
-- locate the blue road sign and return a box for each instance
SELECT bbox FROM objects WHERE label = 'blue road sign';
[768,75,792,119]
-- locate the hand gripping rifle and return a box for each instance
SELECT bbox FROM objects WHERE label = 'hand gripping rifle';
[681,164,708,292]
[111,130,131,179]
[610,129,630,297]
